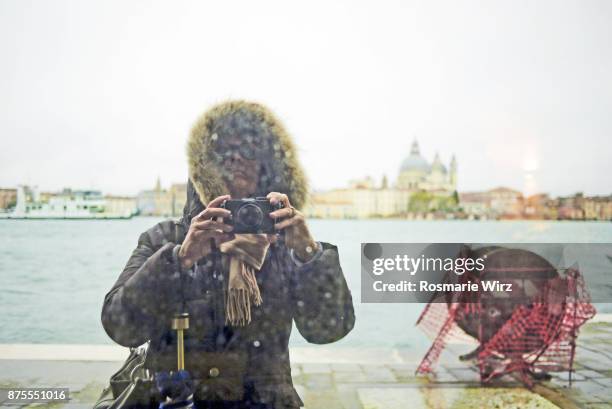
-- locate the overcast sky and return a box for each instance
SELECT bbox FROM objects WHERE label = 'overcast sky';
[0,0,610,197]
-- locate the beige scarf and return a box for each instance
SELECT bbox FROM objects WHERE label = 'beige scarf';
[219,234,270,326]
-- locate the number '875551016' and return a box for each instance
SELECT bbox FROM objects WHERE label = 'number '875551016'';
[2,388,69,403]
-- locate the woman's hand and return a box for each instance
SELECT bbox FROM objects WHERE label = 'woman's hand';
[267,192,318,262]
[178,195,234,269]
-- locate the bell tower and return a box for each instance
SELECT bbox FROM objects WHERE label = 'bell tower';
[449,155,457,188]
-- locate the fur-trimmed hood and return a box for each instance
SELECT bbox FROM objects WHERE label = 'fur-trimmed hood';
[184,100,308,222]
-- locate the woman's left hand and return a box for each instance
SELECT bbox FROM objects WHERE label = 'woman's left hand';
[267,192,318,262]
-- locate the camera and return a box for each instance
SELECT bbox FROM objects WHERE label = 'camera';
[221,197,283,234]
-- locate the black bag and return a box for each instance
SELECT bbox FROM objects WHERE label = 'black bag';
[94,343,249,409]
[93,343,158,409]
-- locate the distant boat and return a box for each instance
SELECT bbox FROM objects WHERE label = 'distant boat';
[0,186,134,220]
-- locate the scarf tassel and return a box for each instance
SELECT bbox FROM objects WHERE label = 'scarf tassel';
[225,264,263,326]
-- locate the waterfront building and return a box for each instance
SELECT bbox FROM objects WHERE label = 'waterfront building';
[304,194,355,219]
[459,191,492,219]
[458,188,524,219]
[305,187,411,219]
[0,188,17,210]
[554,194,586,220]
[170,183,187,217]
[304,140,457,218]
[583,195,612,221]
[549,193,612,221]
[137,178,187,217]
[104,196,138,217]
[524,193,552,219]
[487,187,524,218]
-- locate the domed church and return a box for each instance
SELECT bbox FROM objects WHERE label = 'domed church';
[396,140,457,194]
[304,139,458,218]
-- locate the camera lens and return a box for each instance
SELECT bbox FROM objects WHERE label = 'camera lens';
[237,203,263,228]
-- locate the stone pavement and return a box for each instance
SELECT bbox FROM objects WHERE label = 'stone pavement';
[1,321,612,409]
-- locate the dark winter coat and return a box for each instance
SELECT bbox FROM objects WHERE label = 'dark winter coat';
[101,101,355,409]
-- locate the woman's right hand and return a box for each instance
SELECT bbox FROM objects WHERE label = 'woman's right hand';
[178,195,234,269]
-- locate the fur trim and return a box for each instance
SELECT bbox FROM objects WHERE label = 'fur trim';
[187,100,308,209]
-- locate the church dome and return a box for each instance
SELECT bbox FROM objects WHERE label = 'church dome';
[430,152,447,173]
[400,140,430,173]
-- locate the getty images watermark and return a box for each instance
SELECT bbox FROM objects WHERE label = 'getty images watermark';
[361,243,612,303]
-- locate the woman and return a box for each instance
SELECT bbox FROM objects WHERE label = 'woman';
[101,100,355,408]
